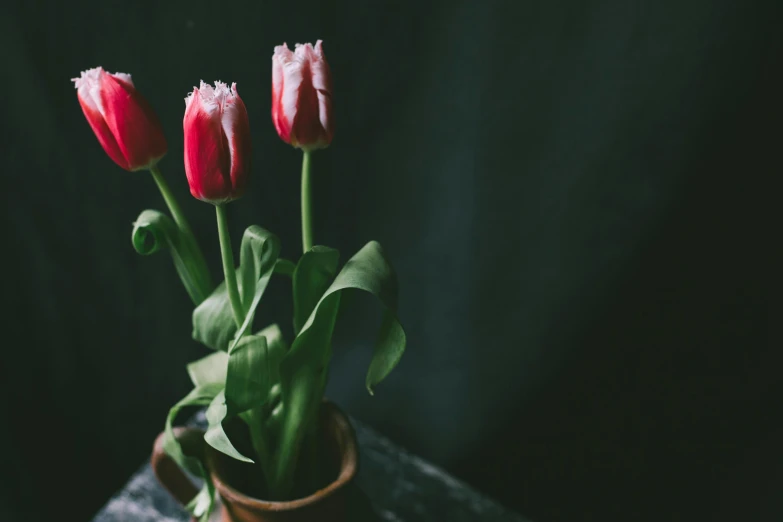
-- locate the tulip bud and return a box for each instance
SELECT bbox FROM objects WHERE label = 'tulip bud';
[72,67,167,171]
[272,40,333,150]
[183,81,251,204]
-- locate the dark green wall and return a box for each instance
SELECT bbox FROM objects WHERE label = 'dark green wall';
[1,1,780,521]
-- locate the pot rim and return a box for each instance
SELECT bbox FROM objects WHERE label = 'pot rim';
[209,401,358,512]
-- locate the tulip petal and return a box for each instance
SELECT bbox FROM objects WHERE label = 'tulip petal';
[77,91,129,170]
[273,44,300,144]
[100,70,168,171]
[272,55,287,142]
[221,84,251,198]
[312,40,334,142]
[74,67,167,171]
[290,44,322,147]
[111,72,134,86]
[271,41,333,149]
[184,86,232,203]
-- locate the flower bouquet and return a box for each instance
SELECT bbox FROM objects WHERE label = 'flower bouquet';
[73,40,405,521]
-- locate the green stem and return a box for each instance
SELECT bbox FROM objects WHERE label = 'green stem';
[149,165,212,300]
[215,204,244,329]
[150,165,193,236]
[300,150,313,254]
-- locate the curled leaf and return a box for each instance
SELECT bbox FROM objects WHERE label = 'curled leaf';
[132,209,209,304]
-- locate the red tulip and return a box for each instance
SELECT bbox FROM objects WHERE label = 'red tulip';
[272,40,333,150]
[183,81,251,204]
[73,67,167,171]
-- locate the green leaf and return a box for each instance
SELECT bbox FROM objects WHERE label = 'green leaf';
[204,390,254,463]
[228,227,282,352]
[225,334,269,411]
[270,363,320,498]
[365,311,407,393]
[132,209,208,305]
[274,258,296,277]
[204,331,281,462]
[163,383,222,474]
[293,247,340,335]
[282,240,406,395]
[256,323,288,388]
[185,487,213,522]
[193,226,281,351]
[272,241,406,497]
[186,351,229,388]
[162,383,222,522]
[191,280,233,351]
[238,226,281,317]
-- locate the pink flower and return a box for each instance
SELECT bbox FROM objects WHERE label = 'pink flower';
[183,81,251,204]
[272,40,333,150]
[73,67,168,171]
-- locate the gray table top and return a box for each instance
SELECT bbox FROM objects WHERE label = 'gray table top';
[92,412,529,522]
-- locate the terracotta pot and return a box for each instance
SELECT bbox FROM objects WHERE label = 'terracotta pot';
[152,401,359,522]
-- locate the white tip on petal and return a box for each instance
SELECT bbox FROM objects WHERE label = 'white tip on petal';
[220,83,244,166]
[273,42,288,55]
[73,67,136,115]
[111,72,134,86]
[294,42,316,61]
[313,40,325,58]
[273,42,297,64]
[72,66,105,114]
[185,80,239,114]
[71,66,103,89]
[184,85,199,107]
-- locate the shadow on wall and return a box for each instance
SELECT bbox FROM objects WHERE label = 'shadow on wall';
[452,65,780,522]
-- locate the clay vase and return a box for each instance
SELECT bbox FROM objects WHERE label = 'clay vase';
[152,401,358,522]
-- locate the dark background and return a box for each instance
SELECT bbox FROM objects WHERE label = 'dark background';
[0,1,780,521]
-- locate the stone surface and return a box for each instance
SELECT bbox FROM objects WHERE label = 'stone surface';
[92,413,530,522]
